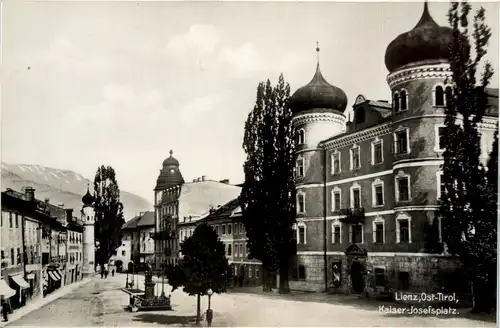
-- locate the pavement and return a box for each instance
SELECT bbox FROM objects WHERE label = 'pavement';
[3,273,496,327]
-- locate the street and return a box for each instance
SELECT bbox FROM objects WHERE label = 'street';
[7,274,495,327]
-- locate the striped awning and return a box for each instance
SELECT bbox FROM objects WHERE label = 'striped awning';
[0,279,16,299]
[10,274,30,289]
[55,270,63,279]
[48,271,60,281]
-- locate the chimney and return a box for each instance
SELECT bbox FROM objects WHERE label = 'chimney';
[219,179,229,184]
[23,187,35,202]
[196,177,201,182]
[192,178,197,182]
[44,198,50,204]
[65,209,73,222]
[58,203,64,208]
[201,175,206,181]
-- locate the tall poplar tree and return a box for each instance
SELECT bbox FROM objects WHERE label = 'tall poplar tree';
[438,1,497,313]
[240,74,296,293]
[93,165,126,266]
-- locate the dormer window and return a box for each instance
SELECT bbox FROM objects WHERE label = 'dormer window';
[355,108,365,124]
[400,89,408,111]
[297,129,305,145]
[434,85,445,107]
[393,92,400,112]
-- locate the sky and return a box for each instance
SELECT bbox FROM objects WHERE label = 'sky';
[1,1,499,202]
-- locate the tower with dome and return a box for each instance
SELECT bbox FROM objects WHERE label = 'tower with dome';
[81,184,96,276]
[290,2,498,295]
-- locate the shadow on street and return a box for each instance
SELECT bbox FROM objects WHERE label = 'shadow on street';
[132,313,198,326]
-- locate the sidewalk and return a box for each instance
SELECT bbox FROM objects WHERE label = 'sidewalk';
[0,275,95,327]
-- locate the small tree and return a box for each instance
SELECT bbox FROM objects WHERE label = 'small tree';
[93,165,125,266]
[439,1,497,313]
[167,224,228,324]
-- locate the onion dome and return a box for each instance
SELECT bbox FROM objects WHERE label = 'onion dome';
[82,183,94,206]
[155,150,185,191]
[163,149,179,166]
[385,2,455,73]
[290,62,348,115]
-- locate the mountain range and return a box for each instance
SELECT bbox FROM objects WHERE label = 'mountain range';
[1,162,152,220]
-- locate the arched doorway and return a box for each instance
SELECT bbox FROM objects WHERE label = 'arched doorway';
[350,260,365,294]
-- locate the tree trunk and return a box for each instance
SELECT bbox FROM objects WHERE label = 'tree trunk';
[196,293,201,324]
[278,261,290,294]
[262,267,273,292]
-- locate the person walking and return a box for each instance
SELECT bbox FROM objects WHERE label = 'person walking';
[111,268,115,277]
[1,296,8,322]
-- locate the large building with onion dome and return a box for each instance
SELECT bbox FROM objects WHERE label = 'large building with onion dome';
[290,3,498,295]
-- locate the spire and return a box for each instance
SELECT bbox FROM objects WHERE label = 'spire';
[316,41,320,68]
[414,0,438,29]
[169,149,173,156]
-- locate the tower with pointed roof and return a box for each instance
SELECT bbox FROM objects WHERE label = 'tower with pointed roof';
[153,150,185,270]
[81,183,96,276]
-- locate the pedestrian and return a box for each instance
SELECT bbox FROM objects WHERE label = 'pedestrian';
[1,296,8,322]
[111,269,115,277]
[104,270,108,279]
[100,266,104,279]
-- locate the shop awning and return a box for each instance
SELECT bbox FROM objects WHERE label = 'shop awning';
[11,274,30,289]
[48,271,60,282]
[56,270,63,279]
[0,279,16,299]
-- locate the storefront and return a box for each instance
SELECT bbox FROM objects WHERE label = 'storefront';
[9,273,30,309]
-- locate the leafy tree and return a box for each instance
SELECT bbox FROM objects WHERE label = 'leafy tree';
[240,74,296,293]
[423,216,443,254]
[438,1,497,313]
[166,224,228,324]
[93,165,125,266]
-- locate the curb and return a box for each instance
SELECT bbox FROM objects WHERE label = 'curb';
[0,276,95,326]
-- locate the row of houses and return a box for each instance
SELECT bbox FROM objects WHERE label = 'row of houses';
[0,186,90,313]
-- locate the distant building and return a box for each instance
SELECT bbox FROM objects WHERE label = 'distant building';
[81,186,95,276]
[152,150,241,270]
[0,186,86,312]
[289,3,498,294]
[196,198,262,287]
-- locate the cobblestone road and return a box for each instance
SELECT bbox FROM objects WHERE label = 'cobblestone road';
[8,274,495,327]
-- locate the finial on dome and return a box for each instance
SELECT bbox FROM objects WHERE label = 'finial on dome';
[169,149,173,156]
[316,41,320,70]
[414,0,437,29]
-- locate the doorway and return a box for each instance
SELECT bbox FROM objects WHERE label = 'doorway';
[350,260,365,294]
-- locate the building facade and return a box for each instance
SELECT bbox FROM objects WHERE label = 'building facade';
[195,198,262,287]
[152,151,241,271]
[290,3,498,295]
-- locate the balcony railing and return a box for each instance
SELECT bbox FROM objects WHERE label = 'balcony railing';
[150,231,176,240]
[339,207,365,223]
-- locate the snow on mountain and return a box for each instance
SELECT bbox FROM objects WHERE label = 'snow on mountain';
[1,162,152,220]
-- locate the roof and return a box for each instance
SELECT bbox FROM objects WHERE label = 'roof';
[155,151,185,191]
[178,180,241,222]
[136,211,155,227]
[198,197,241,223]
[122,211,155,230]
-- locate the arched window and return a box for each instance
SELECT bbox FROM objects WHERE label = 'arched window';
[400,89,408,110]
[297,129,305,145]
[393,92,400,112]
[445,86,453,108]
[355,108,365,124]
[434,86,444,106]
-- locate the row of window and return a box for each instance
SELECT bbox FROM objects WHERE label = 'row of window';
[393,85,453,112]
[1,211,20,228]
[294,215,415,245]
[297,171,411,214]
[225,242,247,258]
[213,222,245,236]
